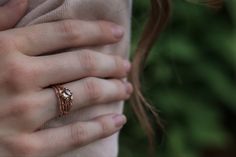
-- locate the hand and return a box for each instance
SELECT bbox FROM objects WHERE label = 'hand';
[0,1,133,156]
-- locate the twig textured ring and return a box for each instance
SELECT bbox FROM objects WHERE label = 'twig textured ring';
[52,85,73,117]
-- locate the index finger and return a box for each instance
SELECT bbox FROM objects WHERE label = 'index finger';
[1,20,124,56]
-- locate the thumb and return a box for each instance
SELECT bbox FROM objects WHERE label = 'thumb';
[0,0,28,31]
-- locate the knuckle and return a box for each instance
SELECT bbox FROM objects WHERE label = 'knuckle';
[113,56,124,75]
[10,97,34,119]
[96,21,108,36]
[7,136,40,157]
[79,51,97,74]
[59,20,74,34]
[70,123,88,147]
[96,21,119,41]
[17,142,39,157]
[5,60,27,89]
[83,78,101,103]
[98,120,111,138]
[0,35,13,53]
[59,20,79,42]
[5,58,37,90]
[115,80,127,98]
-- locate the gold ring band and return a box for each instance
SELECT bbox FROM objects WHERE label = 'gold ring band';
[52,85,73,117]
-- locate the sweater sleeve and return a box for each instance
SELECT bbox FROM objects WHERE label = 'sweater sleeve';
[0,0,132,156]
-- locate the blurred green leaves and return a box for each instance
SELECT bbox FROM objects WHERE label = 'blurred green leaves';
[120,0,235,157]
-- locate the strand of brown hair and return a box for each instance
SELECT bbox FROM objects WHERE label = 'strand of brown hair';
[129,0,222,156]
[128,0,170,155]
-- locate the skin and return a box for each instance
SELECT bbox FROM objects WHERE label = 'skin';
[0,0,133,156]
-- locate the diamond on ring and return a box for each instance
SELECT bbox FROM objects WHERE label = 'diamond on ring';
[61,88,73,100]
[52,85,73,117]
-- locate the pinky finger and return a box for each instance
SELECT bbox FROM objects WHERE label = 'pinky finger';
[0,0,28,30]
[32,114,126,157]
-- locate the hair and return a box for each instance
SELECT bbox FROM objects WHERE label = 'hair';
[129,0,223,155]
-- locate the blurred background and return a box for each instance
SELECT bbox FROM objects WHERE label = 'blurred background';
[119,0,236,157]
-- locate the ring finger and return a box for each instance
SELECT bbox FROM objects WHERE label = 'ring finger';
[29,77,132,130]
[34,50,130,88]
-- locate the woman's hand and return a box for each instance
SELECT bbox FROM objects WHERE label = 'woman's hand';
[0,1,132,156]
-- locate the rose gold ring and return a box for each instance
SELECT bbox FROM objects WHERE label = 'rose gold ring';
[52,85,73,117]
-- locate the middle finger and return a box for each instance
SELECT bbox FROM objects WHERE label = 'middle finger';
[34,49,130,88]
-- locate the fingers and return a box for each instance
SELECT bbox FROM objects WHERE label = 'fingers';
[0,0,28,30]
[31,114,126,157]
[35,77,132,126]
[2,20,124,56]
[35,50,131,87]
[0,78,132,133]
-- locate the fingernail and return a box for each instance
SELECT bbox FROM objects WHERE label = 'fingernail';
[123,60,131,72]
[112,25,124,39]
[125,82,133,94]
[112,114,127,127]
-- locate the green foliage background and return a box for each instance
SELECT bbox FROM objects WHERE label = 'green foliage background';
[119,0,236,157]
